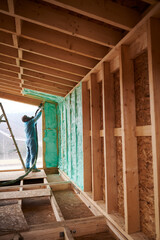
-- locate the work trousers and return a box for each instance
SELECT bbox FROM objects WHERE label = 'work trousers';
[25,138,38,169]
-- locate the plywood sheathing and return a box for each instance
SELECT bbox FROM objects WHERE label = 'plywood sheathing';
[134,52,155,239]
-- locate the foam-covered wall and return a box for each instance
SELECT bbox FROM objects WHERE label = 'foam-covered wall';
[58,84,83,189]
[44,102,58,168]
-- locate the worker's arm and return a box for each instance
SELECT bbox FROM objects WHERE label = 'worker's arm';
[34,110,42,123]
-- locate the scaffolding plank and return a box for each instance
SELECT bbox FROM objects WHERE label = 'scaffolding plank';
[0,189,51,200]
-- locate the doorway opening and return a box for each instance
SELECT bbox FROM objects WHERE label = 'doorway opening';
[0,98,43,170]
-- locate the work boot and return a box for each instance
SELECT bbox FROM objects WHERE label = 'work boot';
[32,168,41,172]
[25,168,30,172]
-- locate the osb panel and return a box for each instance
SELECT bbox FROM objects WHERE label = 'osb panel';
[134,51,151,126]
[99,82,103,130]
[114,71,121,128]
[137,137,155,239]
[115,137,124,217]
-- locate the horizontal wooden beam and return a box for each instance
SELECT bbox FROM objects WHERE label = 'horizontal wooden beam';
[21,61,82,82]
[0,91,41,105]
[22,51,89,77]
[0,68,18,78]
[19,37,98,69]
[21,21,108,60]
[47,0,140,31]
[0,30,13,46]
[0,85,21,94]
[22,75,72,91]
[0,43,18,58]
[0,78,20,87]
[0,74,20,82]
[22,70,76,87]
[0,12,15,33]
[0,54,16,65]
[0,189,51,200]
[0,61,20,73]
[14,0,123,47]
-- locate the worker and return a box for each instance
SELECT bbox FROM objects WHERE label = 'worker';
[22,105,43,172]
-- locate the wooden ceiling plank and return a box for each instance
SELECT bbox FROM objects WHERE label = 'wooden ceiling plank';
[18,37,98,69]
[45,0,140,31]
[0,86,21,95]
[14,0,123,47]
[23,70,76,87]
[0,68,18,78]
[22,84,65,97]
[0,82,21,91]
[21,21,109,60]
[0,31,13,46]
[0,91,42,106]
[0,74,20,82]
[0,55,16,65]
[0,12,15,33]
[22,51,89,77]
[0,78,20,87]
[22,75,72,91]
[141,0,158,4]
[0,44,18,58]
[0,62,20,73]
[21,61,82,82]
[0,76,21,84]
[22,82,68,94]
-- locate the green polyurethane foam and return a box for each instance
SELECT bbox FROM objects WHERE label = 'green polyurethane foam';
[44,102,58,168]
[58,83,83,189]
[23,86,83,189]
[22,88,64,103]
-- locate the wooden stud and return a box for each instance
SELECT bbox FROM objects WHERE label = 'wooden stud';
[102,62,117,213]
[82,81,92,192]
[90,73,103,200]
[147,17,160,239]
[120,45,140,233]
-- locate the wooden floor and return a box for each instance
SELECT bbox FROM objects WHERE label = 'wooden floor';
[0,170,116,240]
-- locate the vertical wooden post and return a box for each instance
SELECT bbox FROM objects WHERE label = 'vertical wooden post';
[42,109,46,169]
[82,82,92,192]
[120,45,140,233]
[90,73,103,200]
[147,17,160,239]
[102,62,117,213]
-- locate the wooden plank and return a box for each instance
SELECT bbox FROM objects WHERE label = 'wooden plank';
[22,70,76,87]
[82,82,92,192]
[120,45,140,233]
[0,62,20,73]
[0,189,51,200]
[114,128,122,136]
[0,54,16,65]
[14,0,123,47]
[46,0,140,30]
[0,91,41,105]
[64,227,74,240]
[102,62,117,213]
[21,21,108,60]
[21,61,81,82]
[0,170,46,181]
[0,12,15,33]
[0,31,13,46]
[30,215,108,237]
[0,43,18,58]
[110,55,119,73]
[22,75,72,91]
[19,37,98,69]
[90,74,103,200]
[22,51,89,77]
[0,68,18,78]
[114,126,152,137]
[147,17,160,239]
[129,30,147,59]
[50,192,64,221]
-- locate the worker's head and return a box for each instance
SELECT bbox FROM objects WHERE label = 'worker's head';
[22,115,34,122]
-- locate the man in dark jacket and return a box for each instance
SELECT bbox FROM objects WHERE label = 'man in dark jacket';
[22,107,43,172]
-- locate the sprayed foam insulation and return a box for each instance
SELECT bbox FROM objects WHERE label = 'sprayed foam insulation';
[44,102,58,168]
[134,52,155,238]
[23,88,64,103]
[58,84,83,189]
[134,51,151,126]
